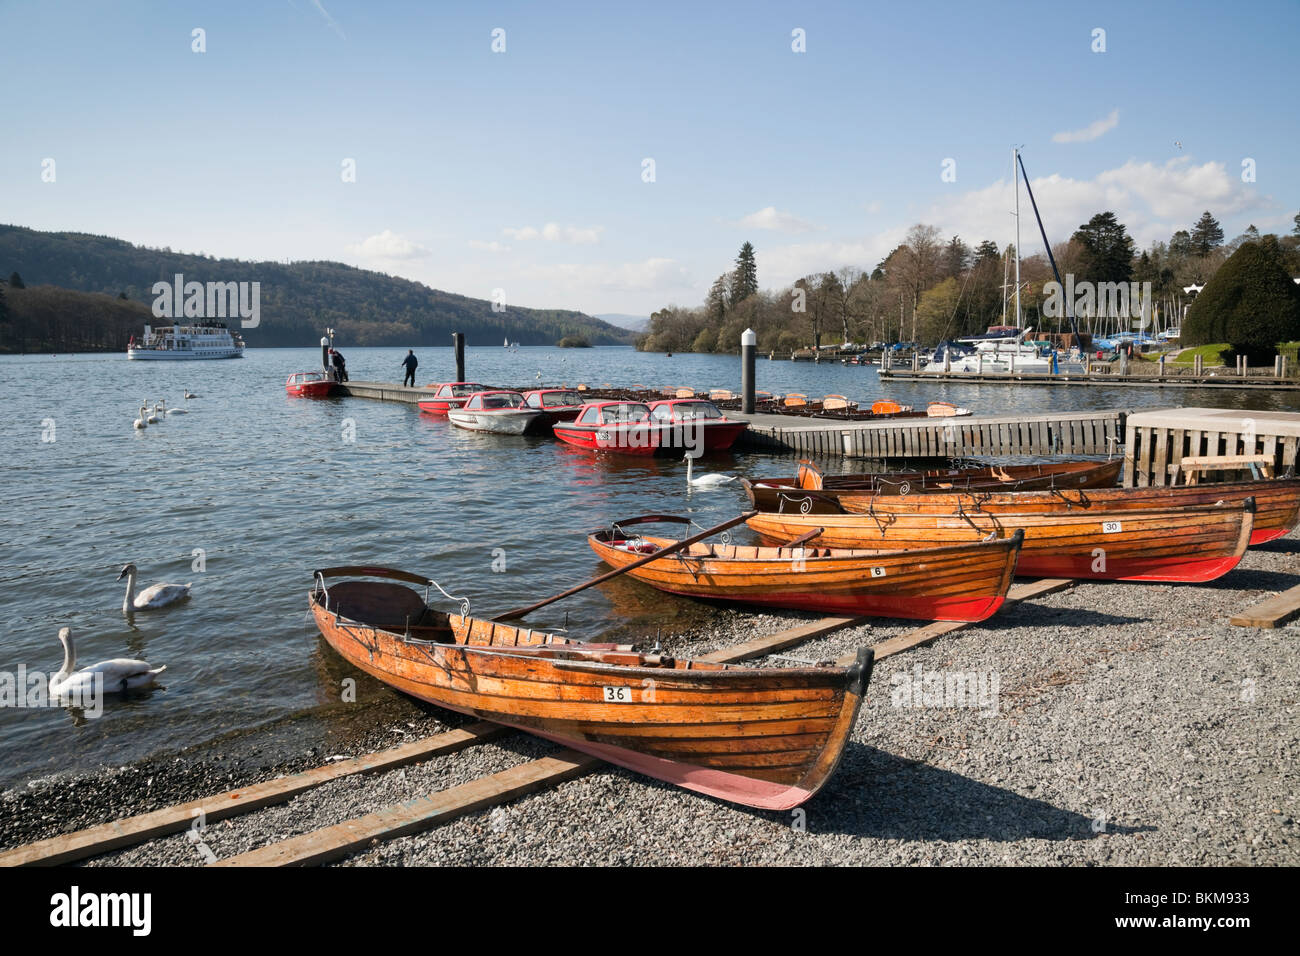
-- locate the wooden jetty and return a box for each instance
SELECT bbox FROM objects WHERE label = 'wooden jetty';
[1124,407,1300,488]
[336,381,1128,461]
[733,408,1126,460]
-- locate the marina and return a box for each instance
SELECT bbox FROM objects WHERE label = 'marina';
[2,345,1298,871]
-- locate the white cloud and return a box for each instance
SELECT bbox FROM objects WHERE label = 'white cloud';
[923,157,1270,250]
[502,222,603,244]
[346,230,430,260]
[1052,109,1119,144]
[737,206,816,233]
[761,157,1273,290]
[468,239,511,253]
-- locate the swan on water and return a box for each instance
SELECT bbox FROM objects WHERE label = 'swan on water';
[686,454,737,487]
[51,627,165,697]
[118,563,192,613]
[133,404,148,430]
[145,402,160,424]
[165,397,189,416]
[183,390,198,399]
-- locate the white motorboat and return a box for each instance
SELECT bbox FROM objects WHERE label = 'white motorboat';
[447,390,546,435]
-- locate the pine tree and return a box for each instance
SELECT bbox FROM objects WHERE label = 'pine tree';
[1169,230,1193,260]
[943,236,970,278]
[732,242,758,302]
[8,271,24,289]
[706,274,728,323]
[1071,212,1134,284]
[973,240,1000,263]
[1190,211,1225,256]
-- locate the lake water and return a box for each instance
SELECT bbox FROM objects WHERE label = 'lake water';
[2,345,1296,788]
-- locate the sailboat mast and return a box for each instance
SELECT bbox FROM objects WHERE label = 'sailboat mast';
[1013,146,1022,329]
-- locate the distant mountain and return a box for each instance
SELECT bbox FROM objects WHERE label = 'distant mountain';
[595,313,649,332]
[0,224,637,350]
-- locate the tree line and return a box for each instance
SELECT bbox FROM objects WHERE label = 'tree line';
[639,211,1300,353]
[0,224,636,352]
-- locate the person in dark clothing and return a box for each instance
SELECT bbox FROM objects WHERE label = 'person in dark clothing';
[402,349,418,386]
[331,349,348,382]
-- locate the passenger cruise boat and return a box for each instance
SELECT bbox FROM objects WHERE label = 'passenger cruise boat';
[127,322,245,360]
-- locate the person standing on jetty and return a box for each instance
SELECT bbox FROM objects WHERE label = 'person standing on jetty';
[402,349,418,386]
[331,348,349,383]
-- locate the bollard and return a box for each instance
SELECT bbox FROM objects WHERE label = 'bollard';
[741,328,757,414]
[912,352,919,372]
[453,332,465,381]
[1194,354,1203,376]
[320,335,330,371]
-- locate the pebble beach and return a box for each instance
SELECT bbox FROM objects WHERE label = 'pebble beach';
[4,533,1296,868]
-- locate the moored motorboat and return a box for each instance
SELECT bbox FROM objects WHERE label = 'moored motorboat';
[552,401,662,456]
[309,566,874,810]
[588,515,1023,622]
[523,388,586,423]
[746,499,1255,583]
[285,370,337,398]
[418,382,488,416]
[447,390,546,434]
[743,458,1125,513]
[647,398,749,454]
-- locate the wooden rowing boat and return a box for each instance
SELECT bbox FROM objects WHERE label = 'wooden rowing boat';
[743,459,1123,513]
[587,516,1023,622]
[310,566,874,810]
[746,499,1254,582]
[827,476,1299,545]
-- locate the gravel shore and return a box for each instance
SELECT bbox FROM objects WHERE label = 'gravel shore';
[4,535,1297,866]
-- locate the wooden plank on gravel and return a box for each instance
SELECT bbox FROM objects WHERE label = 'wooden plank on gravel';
[833,578,1075,664]
[214,751,600,867]
[1230,583,1300,629]
[698,615,865,663]
[0,722,507,867]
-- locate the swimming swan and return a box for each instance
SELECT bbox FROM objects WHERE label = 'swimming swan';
[133,404,148,430]
[686,455,737,487]
[51,627,166,697]
[118,563,192,613]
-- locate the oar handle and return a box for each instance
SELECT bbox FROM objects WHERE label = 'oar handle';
[492,510,758,622]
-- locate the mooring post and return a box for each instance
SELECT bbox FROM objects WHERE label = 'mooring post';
[741,328,757,414]
[912,351,919,372]
[453,332,465,381]
[320,335,330,371]
[1194,354,1203,376]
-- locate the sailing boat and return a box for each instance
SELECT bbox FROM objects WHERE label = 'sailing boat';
[924,148,1081,374]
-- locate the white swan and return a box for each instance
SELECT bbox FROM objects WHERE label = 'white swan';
[686,455,737,487]
[165,397,189,416]
[51,627,165,697]
[145,402,160,424]
[118,563,192,613]
[133,404,148,430]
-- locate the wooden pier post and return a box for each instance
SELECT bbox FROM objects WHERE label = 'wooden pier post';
[453,332,465,381]
[1194,354,1203,376]
[741,328,756,414]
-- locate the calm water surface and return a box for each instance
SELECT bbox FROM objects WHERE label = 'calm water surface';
[2,346,1296,787]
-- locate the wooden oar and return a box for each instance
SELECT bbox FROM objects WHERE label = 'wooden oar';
[782,527,826,549]
[493,510,759,621]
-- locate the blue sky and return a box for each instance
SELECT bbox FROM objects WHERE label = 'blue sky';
[3,0,1297,314]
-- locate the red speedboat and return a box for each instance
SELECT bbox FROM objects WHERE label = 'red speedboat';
[647,399,749,454]
[552,401,662,456]
[286,370,336,398]
[522,388,585,423]
[418,382,488,416]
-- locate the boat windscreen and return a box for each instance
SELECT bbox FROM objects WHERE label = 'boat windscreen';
[603,403,650,423]
[481,393,525,409]
[543,391,583,407]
